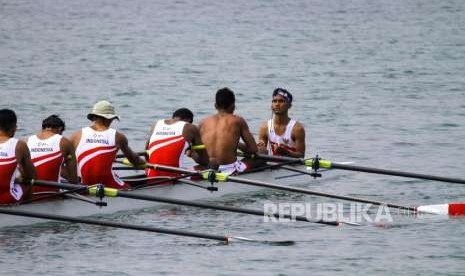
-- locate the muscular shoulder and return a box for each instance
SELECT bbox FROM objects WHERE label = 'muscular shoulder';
[15,140,29,156]
[292,121,305,132]
[291,121,305,140]
[60,136,74,151]
[16,139,28,150]
[69,129,82,143]
[259,120,268,131]
[183,122,198,132]
[231,114,247,125]
[183,122,198,135]
[199,116,214,127]
[115,131,128,144]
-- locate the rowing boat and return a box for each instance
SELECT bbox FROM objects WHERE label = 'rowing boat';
[0,164,312,228]
[3,154,465,229]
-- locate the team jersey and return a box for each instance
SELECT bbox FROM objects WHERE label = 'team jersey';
[267,118,297,156]
[75,127,126,189]
[146,120,189,178]
[0,138,23,204]
[27,134,63,194]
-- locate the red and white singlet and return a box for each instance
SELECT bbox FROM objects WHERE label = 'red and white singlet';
[146,120,189,177]
[27,134,63,194]
[0,138,23,204]
[75,127,126,189]
[267,119,297,156]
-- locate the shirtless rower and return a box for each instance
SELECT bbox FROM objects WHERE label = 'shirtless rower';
[145,108,208,177]
[257,88,306,158]
[27,115,78,196]
[70,100,144,189]
[199,88,263,174]
[0,109,35,204]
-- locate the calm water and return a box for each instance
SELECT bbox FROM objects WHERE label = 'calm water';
[1,0,465,275]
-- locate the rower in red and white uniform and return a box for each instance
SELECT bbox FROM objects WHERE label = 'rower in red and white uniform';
[27,115,78,196]
[70,100,144,189]
[258,88,306,158]
[145,108,208,178]
[0,109,35,204]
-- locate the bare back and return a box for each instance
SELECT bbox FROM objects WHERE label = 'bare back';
[200,113,256,165]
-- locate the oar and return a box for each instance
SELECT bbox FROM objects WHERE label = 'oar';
[253,153,465,185]
[115,145,206,159]
[0,208,293,245]
[145,163,465,216]
[123,170,206,188]
[116,151,147,159]
[31,180,340,226]
[19,186,88,204]
[121,176,214,191]
[115,152,304,177]
[240,159,304,175]
[112,166,144,171]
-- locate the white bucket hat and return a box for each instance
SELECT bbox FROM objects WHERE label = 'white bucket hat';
[87,100,120,120]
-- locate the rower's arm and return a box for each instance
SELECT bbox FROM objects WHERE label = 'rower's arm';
[185,124,209,166]
[144,124,155,159]
[116,131,145,167]
[289,122,306,158]
[257,121,269,152]
[60,137,78,183]
[69,130,81,149]
[16,140,36,196]
[239,117,258,154]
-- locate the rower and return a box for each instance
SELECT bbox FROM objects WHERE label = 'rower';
[199,88,264,175]
[70,100,144,189]
[0,109,35,204]
[257,88,306,158]
[27,115,78,197]
[145,108,208,178]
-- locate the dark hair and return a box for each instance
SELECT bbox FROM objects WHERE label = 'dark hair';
[0,109,17,133]
[172,108,194,123]
[215,87,235,109]
[42,115,65,131]
[272,88,293,104]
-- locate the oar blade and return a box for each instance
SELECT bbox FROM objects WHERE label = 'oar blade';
[229,236,295,246]
[417,203,465,216]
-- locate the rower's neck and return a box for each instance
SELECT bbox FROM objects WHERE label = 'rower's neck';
[217,109,233,115]
[0,131,11,143]
[273,114,290,126]
[37,128,58,139]
[91,121,110,131]
[164,118,180,125]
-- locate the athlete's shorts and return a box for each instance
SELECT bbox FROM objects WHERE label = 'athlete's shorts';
[218,160,249,175]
